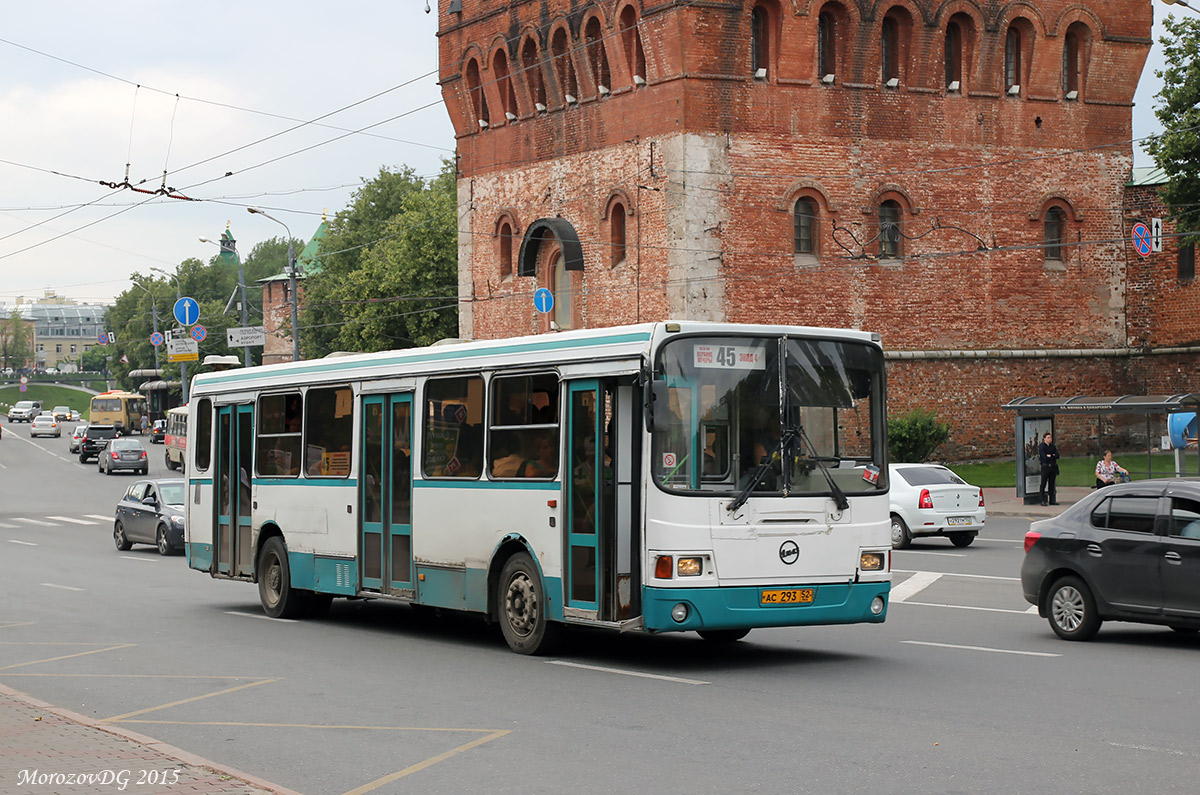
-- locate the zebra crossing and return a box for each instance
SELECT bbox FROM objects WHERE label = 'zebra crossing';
[0,514,111,529]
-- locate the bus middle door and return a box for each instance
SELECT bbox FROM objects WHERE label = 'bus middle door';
[360,394,414,597]
[214,404,254,577]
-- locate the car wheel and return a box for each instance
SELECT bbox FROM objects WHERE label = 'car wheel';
[79,452,88,463]
[949,532,975,548]
[257,537,306,619]
[890,515,912,549]
[1047,576,1102,641]
[113,522,133,552]
[141,465,148,476]
[156,525,174,556]
[698,629,751,643]
[103,459,111,475]
[497,552,562,655]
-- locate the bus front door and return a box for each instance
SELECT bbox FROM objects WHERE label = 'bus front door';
[566,381,604,613]
[215,404,254,577]
[360,394,414,596]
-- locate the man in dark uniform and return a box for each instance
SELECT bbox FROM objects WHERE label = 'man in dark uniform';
[1038,432,1060,506]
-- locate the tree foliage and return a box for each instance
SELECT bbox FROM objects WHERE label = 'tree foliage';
[1146,14,1200,242]
[1,311,34,370]
[301,160,459,357]
[887,408,951,463]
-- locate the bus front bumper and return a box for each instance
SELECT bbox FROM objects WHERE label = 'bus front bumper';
[642,581,890,633]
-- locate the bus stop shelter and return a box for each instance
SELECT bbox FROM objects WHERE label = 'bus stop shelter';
[1003,394,1200,501]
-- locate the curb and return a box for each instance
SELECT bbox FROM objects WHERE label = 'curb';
[0,683,304,795]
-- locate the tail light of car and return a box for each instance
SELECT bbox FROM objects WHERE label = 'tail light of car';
[139,451,147,459]
[1024,531,1041,554]
[110,451,119,459]
[979,489,985,507]
[918,489,933,509]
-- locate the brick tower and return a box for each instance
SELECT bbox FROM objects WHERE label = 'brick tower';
[436,1,1196,457]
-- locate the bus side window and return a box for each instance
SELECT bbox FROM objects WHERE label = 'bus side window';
[304,387,353,477]
[423,376,485,478]
[489,373,559,479]
[195,398,212,470]
[257,392,302,477]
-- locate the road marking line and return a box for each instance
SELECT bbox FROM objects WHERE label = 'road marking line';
[341,730,512,795]
[977,537,1024,544]
[0,643,135,671]
[903,640,1060,657]
[1026,605,1040,614]
[84,514,113,521]
[8,540,36,546]
[224,611,297,624]
[890,571,942,602]
[897,600,1038,616]
[104,677,280,722]
[544,660,711,685]
[1108,742,1195,757]
[40,583,84,591]
[14,518,57,526]
[896,550,966,557]
[119,555,155,563]
[0,522,17,528]
[47,516,96,525]
[895,569,1021,582]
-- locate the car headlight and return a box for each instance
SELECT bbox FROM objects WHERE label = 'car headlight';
[170,515,185,526]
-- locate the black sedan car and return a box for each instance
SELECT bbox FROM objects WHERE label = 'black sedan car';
[1021,478,1200,640]
[113,479,185,555]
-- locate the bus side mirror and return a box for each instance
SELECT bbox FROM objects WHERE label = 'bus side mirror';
[643,380,668,433]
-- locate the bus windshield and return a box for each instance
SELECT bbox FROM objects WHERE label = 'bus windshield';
[651,335,887,497]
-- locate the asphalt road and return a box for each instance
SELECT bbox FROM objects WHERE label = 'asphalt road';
[1,424,1198,794]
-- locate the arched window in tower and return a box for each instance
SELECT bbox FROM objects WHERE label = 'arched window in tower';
[551,27,579,104]
[465,57,489,128]
[498,220,514,280]
[610,203,626,268]
[879,200,903,259]
[620,6,647,86]
[945,20,963,90]
[1062,22,1089,99]
[1005,26,1022,93]
[493,48,517,120]
[751,5,770,78]
[522,38,547,110]
[818,11,836,80]
[1043,206,1066,262]
[552,253,574,329]
[881,15,900,84]
[585,17,611,94]
[794,198,819,256]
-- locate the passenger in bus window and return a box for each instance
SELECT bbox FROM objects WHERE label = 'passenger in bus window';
[491,430,525,477]
[285,395,303,433]
[518,431,558,478]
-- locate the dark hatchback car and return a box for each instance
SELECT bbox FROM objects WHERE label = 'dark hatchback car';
[1021,478,1200,640]
[79,424,120,463]
[114,479,185,555]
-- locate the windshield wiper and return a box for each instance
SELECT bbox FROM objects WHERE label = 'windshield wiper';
[795,424,850,511]
[727,427,798,513]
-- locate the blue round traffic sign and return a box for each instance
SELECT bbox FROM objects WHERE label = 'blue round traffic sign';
[533,288,554,314]
[191,325,207,343]
[149,332,164,346]
[18,384,27,392]
[1132,223,1152,257]
[97,332,108,345]
[173,296,200,326]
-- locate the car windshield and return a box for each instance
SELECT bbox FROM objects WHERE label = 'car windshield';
[15,401,35,409]
[896,466,966,486]
[111,439,141,450]
[158,484,185,505]
[650,334,886,497]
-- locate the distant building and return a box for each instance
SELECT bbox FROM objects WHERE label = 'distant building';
[3,296,107,371]
[260,217,328,365]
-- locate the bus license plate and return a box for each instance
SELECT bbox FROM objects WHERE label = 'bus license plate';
[760,588,814,605]
[946,516,973,526]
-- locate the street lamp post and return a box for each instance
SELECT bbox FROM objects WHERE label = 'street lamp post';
[247,207,301,361]
[130,279,160,372]
[200,231,251,366]
[151,265,188,403]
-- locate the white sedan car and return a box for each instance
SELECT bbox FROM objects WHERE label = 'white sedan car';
[888,463,985,549]
[30,415,61,438]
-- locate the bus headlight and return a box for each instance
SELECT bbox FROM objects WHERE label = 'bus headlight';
[670,603,689,622]
[860,552,884,571]
[677,557,703,577]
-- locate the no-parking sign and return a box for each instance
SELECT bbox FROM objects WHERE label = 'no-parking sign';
[1132,223,1152,257]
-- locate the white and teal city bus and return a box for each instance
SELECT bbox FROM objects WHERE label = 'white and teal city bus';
[185,321,892,653]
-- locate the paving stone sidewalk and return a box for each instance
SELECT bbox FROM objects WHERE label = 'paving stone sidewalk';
[0,684,301,795]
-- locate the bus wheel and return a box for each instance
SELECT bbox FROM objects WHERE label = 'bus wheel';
[165,452,176,470]
[498,552,561,655]
[699,629,751,643]
[258,537,305,619]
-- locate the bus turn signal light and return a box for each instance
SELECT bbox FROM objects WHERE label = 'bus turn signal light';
[655,556,673,579]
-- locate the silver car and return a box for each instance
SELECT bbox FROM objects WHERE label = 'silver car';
[68,424,88,453]
[888,463,986,548]
[98,437,149,476]
[30,415,61,438]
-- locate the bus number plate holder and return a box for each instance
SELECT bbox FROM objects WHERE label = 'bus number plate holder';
[760,588,814,605]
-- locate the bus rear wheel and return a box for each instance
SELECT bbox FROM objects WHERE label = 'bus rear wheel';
[497,552,561,655]
[258,537,306,619]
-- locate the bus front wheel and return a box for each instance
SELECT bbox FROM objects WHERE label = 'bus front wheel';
[497,552,562,655]
[258,537,306,619]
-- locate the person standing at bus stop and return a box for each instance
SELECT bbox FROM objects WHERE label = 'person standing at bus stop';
[140,414,149,436]
[1038,432,1060,506]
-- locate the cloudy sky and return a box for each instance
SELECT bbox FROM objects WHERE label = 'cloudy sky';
[0,2,1184,307]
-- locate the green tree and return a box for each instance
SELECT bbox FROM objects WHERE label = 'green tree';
[79,346,108,372]
[888,408,951,463]
[302,161,459,356]
[1146,14,1200,242]
[1,311,34,370]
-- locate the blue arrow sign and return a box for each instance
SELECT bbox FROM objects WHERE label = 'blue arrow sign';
[173,296,200,326]
[1132,223,1152,257]
[533,288,554,314]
